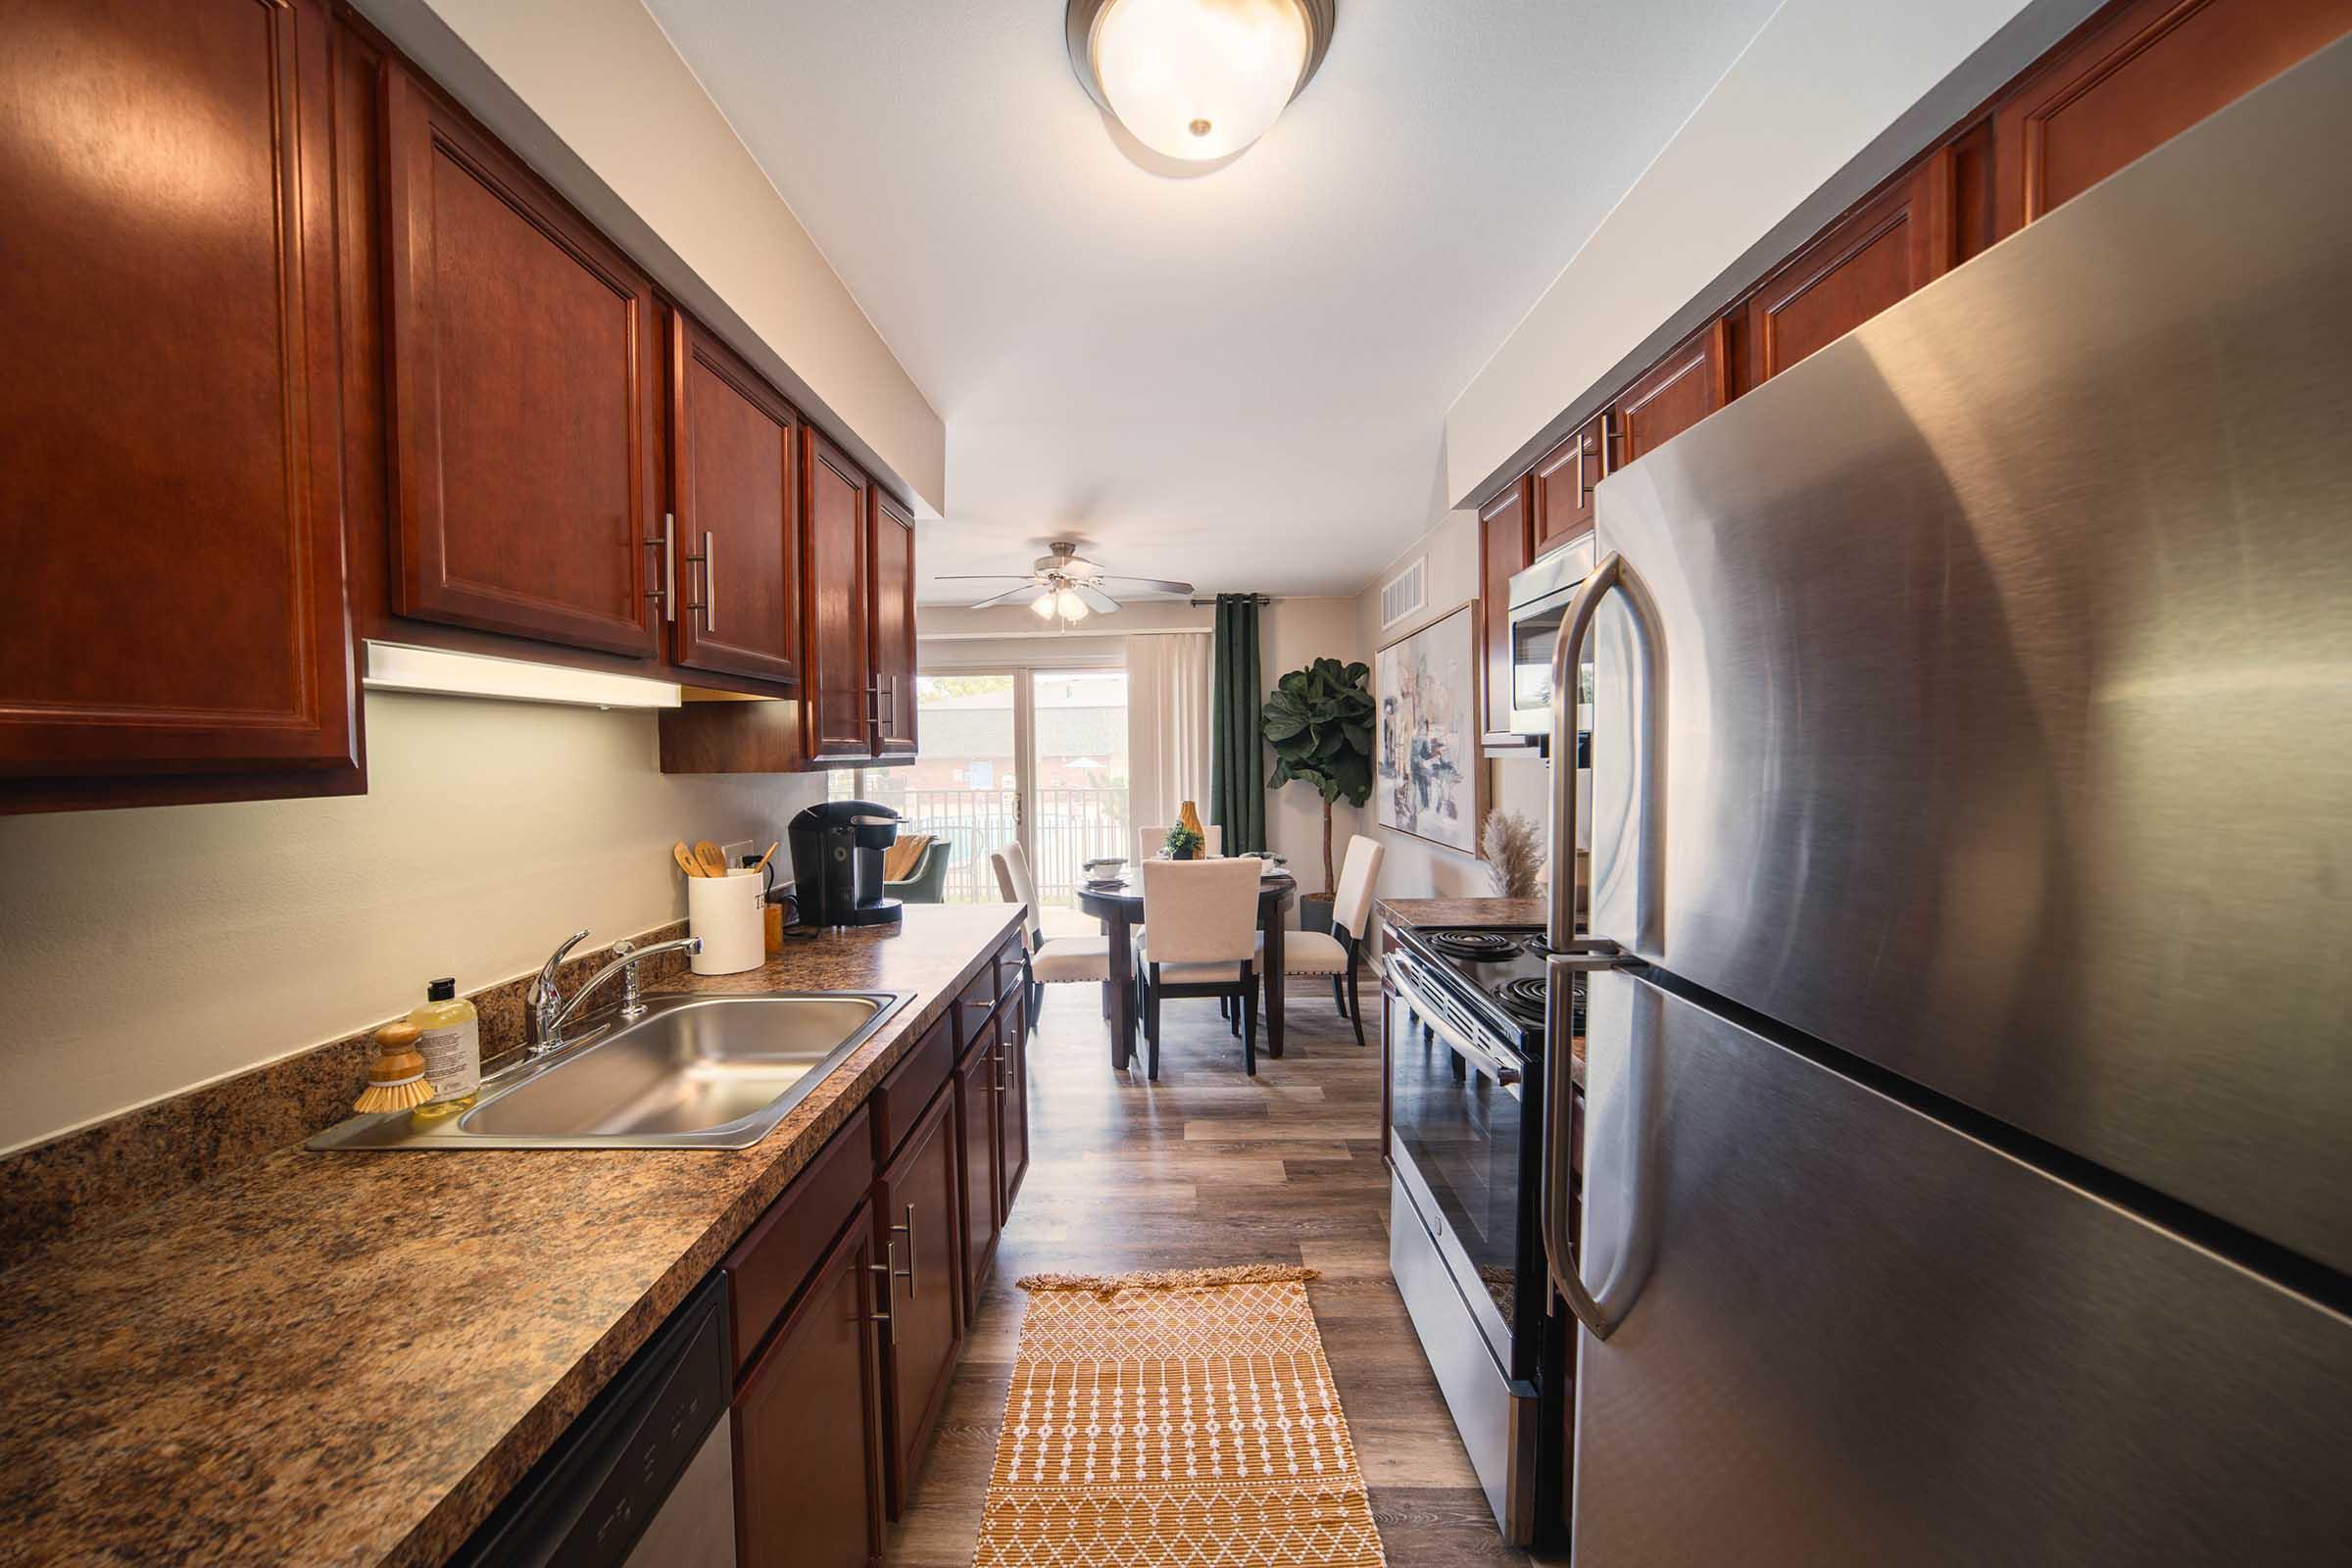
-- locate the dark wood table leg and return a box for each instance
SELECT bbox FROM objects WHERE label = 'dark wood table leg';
[1263,913,1286,1058]
[1106,911,1135,1070]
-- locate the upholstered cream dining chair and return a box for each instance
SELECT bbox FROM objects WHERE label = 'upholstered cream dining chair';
[1134,858,1261,1079]
[1259,834,1384,1047]
[992,841,1110,1035]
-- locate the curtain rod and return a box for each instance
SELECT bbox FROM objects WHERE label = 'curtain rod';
[1188,594,1271,606]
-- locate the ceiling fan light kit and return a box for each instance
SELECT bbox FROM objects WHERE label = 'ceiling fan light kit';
[1066,0,1336,165]
[938,540,1194,626]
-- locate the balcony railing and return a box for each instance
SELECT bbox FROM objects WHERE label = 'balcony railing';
[871,785,1130,907]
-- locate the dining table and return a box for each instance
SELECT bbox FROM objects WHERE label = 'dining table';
[1075,860,1298,1071]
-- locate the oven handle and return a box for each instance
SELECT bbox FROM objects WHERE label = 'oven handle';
[1388,953,1524,1096]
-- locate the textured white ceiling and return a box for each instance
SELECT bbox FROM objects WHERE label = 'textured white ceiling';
[642,0,1779,603]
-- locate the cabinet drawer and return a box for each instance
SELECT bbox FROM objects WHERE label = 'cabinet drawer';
[952,962,999,1053]
[868,1012,955,1163]
[723,1103,874,1377]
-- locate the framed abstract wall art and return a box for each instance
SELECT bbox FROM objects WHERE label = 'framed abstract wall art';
[1375,602,1482,853]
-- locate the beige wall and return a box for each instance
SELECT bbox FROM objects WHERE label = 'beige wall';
[0,694,823,1154]
[1446,0,2078,505]
[362,0,946,514]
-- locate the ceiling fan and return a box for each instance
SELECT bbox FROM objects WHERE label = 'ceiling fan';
[937,541,1194,623]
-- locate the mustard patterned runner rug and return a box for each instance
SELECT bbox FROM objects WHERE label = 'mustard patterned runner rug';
[973,1264,1386,1567]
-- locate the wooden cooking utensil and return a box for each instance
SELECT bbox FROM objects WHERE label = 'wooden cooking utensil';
[694,840,729,877]
[751,841,780,875]
[672,841,705,878]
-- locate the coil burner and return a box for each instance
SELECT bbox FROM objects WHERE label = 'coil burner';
[1425,929,1521,962]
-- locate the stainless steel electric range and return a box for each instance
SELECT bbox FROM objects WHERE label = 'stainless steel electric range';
[1384,922,1582,1547]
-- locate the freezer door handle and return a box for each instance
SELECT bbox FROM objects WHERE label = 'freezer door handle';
[1544,948,1631,1340]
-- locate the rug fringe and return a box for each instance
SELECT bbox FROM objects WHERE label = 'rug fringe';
[1016,1263,1321,1296]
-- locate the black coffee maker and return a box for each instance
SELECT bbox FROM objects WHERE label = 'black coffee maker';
[786,800,905,929]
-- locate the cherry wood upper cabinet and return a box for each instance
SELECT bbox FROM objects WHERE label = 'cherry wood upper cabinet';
[868,491,919,759]
[1993,0,2352,236]
[667,313,803,685]
[1611,319,1730,473]
[803,432,875,761]
[874,1086,964,1518]
[379,66,660,658]
[1743,152,1955,390]
[1477,480,1532,739]
[1532,417,1605,556]
[732,1198,886,1568]
[0,0,357,789]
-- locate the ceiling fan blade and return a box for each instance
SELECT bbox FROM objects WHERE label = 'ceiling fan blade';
[1071,583,1121,614]
[968,583,1051,610]
[1098,575,1195,595]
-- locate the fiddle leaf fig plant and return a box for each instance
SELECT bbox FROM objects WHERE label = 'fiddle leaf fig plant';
[1262,657,1375,897]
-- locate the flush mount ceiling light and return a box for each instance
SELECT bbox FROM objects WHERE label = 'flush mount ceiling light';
[1066,0,1336,165]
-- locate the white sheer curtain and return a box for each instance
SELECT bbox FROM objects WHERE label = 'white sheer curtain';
[1126,632,1212,839]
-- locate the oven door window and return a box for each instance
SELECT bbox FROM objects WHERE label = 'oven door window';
[1389,997,1528,1367]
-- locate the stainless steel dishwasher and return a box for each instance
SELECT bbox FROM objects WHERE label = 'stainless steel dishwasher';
[452,1273,734,1568]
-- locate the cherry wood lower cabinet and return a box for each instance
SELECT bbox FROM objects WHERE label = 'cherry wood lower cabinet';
[0,0,359,800]
[998,991,1032,1216]
[733,1198,886,1568]
[956,1016,1004,1327]
[874,1084,965,1517]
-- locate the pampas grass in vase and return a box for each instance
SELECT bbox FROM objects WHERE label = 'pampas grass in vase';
[1480,809,1544,899]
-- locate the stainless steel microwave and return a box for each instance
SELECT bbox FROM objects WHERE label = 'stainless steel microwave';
[1498,534,1596,749]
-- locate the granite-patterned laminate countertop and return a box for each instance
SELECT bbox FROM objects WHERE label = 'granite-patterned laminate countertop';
[0,905,1021,1568]
[1376,895,1545,930]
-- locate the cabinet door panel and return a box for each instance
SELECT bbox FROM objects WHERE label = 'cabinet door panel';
[1532,418,1603,555]
[998,993,1031,1217]
[1611,320,1729,473]
[1477,480,1531,739]
[875,1086,963,1515]
[803,432,873,760]
[957,1026,1002,1328]
[1746,154,1952,388]
[0,0,356,779]
[669,314,801,684]
[1994,0,2352,236]
[381,68,657,657]
[869,492,918,758]
[734,1198,885,1568]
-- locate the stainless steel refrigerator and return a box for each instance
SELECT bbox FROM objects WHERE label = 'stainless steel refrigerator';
[1542,35,2352,1565]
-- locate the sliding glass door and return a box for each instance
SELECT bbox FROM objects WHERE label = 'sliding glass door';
[829,666,1130,909]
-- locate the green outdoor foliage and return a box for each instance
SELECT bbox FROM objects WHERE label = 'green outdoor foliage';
[1262,657,1374,896]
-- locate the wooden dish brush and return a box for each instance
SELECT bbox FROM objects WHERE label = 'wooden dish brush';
[353,1020,437,1113]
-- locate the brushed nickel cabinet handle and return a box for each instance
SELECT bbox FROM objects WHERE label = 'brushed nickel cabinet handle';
[891,1202,917,1298]
[644,514,675,621]
[683,529,714,632]
[869,1248,895,1331]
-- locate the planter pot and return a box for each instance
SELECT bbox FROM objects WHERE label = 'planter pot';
[1171,845,1196,860]
[1299,895,1335,935]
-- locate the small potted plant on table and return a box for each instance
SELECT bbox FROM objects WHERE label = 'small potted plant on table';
[1162,820,1204,860]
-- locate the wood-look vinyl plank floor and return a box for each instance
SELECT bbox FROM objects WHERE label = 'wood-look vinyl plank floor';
[887,980,1564,1565]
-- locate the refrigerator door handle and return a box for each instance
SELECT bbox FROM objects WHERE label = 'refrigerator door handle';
[1546,551,1623,951]
[1544,949,1632,1340]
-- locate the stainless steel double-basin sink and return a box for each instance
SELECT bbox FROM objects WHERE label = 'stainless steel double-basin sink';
[310,991,909,1152]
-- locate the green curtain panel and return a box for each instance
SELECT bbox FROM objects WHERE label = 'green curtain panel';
[1208,593,1266,854]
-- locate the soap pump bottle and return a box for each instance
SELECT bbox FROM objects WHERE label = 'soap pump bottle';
[407,977,480,1120]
